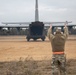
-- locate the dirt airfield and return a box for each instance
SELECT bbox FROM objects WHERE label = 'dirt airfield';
[0,35,76,61]
[0,35,76,75]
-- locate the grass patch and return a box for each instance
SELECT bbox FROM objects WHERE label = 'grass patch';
[0,57,76,75]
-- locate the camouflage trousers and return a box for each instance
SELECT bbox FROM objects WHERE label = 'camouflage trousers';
[51,54,66,75]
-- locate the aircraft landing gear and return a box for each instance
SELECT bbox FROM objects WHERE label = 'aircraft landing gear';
[27,38,30,41]
[42,38,45,41]
[33,38,37,41]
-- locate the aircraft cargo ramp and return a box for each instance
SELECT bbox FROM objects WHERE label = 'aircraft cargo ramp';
[26,22,46,41]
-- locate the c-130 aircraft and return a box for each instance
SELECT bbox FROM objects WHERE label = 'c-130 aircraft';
[2,0,72,41]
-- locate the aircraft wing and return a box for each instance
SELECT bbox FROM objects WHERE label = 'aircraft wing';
[43,21,72,24]
[1,21,74,28]
[2,21,72,25]
[1,22,31,28]
[2,22,31,25]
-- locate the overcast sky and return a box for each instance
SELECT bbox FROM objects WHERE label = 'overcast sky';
[0,0,76,24]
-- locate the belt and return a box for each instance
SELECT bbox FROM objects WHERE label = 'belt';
[53,52,64,54]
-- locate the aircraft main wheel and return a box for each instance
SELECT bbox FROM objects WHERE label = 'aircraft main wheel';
[27,38,30,41]
[42,38,45,41]
[33,39,37,41]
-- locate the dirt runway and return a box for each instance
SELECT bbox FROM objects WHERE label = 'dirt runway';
[0,36,76,61]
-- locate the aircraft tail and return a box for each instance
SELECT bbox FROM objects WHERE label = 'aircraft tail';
[35,0,39,22]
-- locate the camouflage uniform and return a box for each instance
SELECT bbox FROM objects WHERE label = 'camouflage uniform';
[51,54,66,75]
[47,27,68,75]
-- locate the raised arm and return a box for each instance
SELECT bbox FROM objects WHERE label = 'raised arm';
[47,24,54,41]
[63,22,69,39]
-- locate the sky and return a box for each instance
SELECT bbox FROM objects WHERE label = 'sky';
[0,0,76,24]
